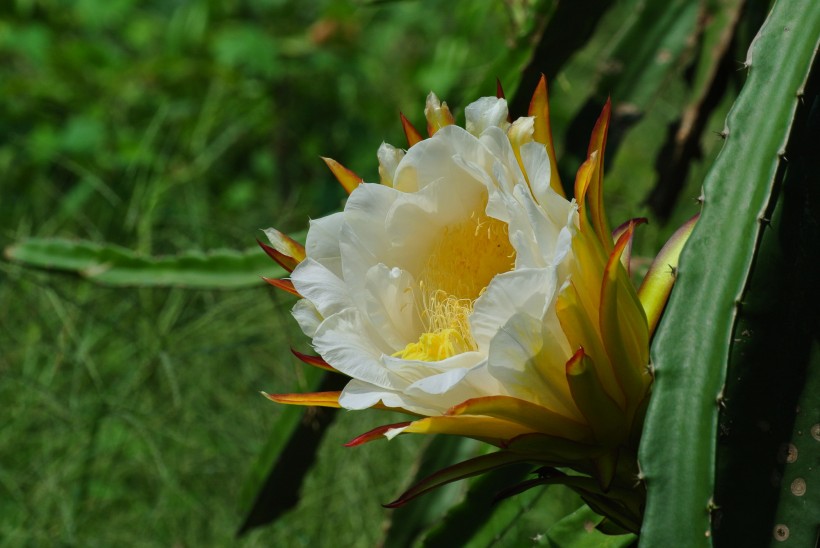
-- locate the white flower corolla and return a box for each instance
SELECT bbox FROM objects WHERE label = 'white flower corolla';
[290,96,580,418]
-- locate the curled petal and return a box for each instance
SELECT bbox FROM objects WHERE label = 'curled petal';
[344,422,413,447]
[465,96,509,136]
[638,214,699,337]
[377,143,405,187]
[424,92,455,136]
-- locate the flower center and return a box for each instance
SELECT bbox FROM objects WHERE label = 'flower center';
[395,207,516,361]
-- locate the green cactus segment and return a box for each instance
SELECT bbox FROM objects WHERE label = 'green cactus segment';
[638,0,820,545]
[3,238,288,289]
[772,352,820,547]
[712,49,820,546]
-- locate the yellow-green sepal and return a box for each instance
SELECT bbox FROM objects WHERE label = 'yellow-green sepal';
[565,348,627,448]
[638,214,698,338]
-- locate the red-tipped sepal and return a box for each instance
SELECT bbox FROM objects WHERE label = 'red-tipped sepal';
[400,112,424,147]
[262,277,300,297]
[257,239,299,273]
[261,228,306,268]
[291,348,341,373]
[344,422,412,447]
[611,218,648,276]
[322,157,362,194]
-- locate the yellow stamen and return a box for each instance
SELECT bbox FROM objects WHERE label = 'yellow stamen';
[395,205,515,361]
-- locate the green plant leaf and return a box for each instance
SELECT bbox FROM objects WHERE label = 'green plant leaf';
[538,504,636,547]
[381,437,481,547]
[712,37,820,546]
[421,466,583,547]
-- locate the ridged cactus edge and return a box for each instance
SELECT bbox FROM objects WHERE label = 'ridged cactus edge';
[637,0,820,546]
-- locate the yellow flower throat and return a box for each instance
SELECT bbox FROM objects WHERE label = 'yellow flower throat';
[395,208,516,361]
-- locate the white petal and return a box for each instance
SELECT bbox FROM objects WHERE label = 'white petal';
[305,212,344,277]
[292,298,322,338]
[403,356,503,412]
[312,308,400,388]
[393,125,489,193]
[340,378,444,415]
[465,97,509,136]
[384,425,409,440]
[507,183,576,270]
[377,142,405,187]
[507,116,535,147]
[519,141,551,204]
[291,258,350,319]
[479,126,526,192]
[361,264,423,349]
[339,379,408,409]
[487,311,580,420]
[470,267,557,349]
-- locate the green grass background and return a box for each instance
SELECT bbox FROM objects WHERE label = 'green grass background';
[0,1,545,545]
